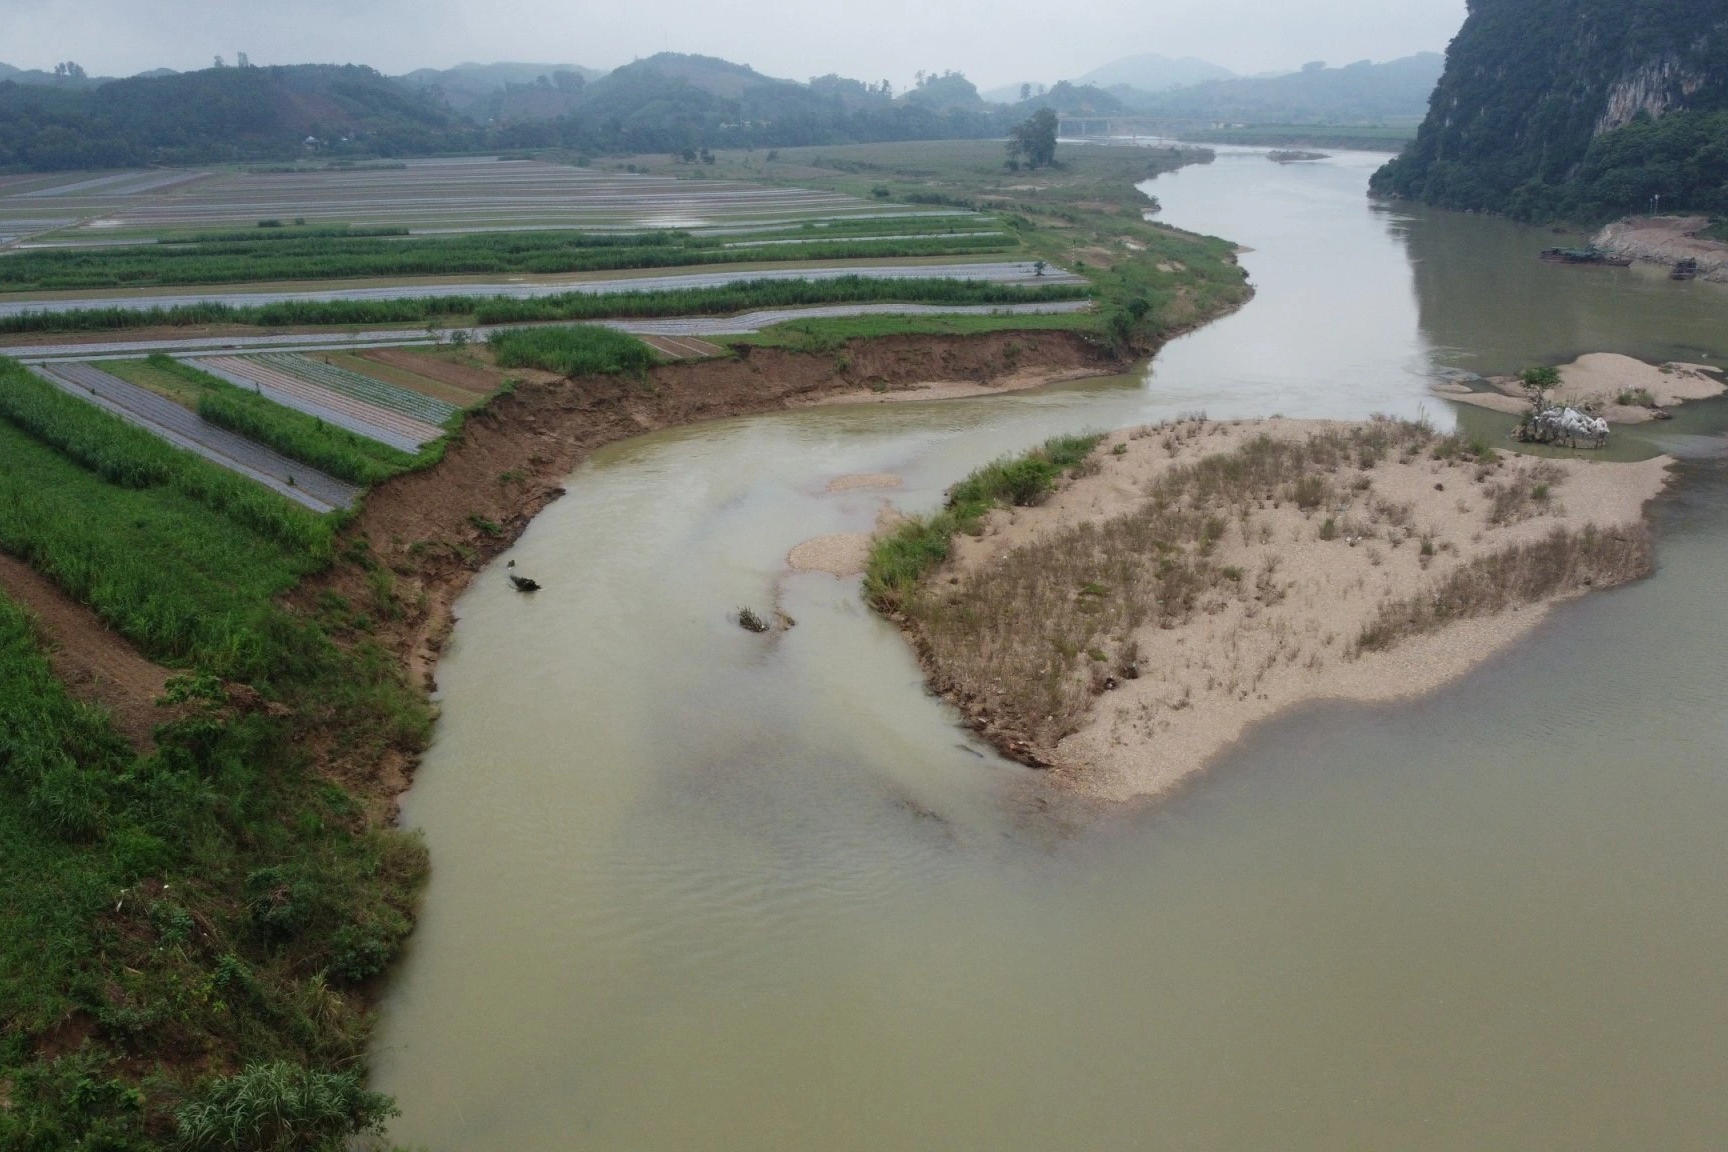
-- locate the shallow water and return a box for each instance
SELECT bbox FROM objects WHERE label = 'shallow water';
[372,150,1728,1149]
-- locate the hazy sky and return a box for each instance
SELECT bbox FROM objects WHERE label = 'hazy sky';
[4,0,1468,88]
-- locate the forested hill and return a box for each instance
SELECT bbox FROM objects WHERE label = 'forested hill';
[0,65,474,169]
[1371,0,1728,220]
[0,55,1019,171]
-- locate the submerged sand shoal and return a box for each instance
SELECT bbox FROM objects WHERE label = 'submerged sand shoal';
[906,417,1672,803]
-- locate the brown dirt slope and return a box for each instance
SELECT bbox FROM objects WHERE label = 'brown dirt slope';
[0,553,172,752]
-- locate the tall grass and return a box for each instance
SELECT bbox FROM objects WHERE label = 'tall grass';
[0,277,1092,335]
[0,360,335,558]
[487,325,658,377]
[1356,525,1654,652]
[0,421,316,669]
[0,593,135,842]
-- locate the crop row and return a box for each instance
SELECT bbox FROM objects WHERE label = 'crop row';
[254,354,459,426]
[0,360,334,559]
[0,276,1092,335]
[137,355,418,487]
[0,417,316,668]
[0,227,1011,292]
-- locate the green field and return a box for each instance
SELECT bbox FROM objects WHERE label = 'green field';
[0,354,430,1149]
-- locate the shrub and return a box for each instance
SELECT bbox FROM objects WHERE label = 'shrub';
[486,325,658,378]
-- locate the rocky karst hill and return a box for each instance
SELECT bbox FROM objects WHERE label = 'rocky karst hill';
[1371,0,1728,220]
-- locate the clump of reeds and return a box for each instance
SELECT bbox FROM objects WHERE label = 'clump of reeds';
[1355,524,1653,653]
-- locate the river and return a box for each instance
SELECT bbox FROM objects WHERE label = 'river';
[371,149,1728,1150]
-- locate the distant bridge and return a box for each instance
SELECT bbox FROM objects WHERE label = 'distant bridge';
[1057,117,1186,140]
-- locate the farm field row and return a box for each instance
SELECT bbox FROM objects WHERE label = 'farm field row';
[2,300,1095,361]
[0,348,433,1145]
[0,157,974,244]
[0,260,1077,316]
[0,217,1015,293]
[30,361,359,512]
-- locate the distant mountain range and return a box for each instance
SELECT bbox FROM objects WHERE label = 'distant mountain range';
[981,53,1441,124]
[0,48,1451,172]
[1117,54,1445,123]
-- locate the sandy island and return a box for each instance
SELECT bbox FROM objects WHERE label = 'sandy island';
[1437,353,1724,423]
[892,417,1671,802]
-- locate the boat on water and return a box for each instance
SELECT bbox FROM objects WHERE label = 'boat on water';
[1541,246,1633,267]
[1671,258,1700,281]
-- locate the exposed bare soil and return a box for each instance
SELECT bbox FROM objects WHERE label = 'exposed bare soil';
[355,347,504,399]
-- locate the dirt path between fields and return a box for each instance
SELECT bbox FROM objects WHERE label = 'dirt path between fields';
[0,553,172,752]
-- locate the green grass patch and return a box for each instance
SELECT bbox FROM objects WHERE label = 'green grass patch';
[486,325,658,377]
[0,583,426,1148]
[0,420,317,670]
[865,433,1102,611]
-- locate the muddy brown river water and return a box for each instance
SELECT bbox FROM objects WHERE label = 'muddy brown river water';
[372,150,1728,1149]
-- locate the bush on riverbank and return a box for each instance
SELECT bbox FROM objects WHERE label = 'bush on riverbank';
[487,325,658,378]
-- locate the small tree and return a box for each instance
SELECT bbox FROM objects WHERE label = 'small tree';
[1007,108,1059,169]
[1521,366,1560,416]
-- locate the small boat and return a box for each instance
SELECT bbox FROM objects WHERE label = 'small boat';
[1541,246,1628,266]
[1671,258,1699,281]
